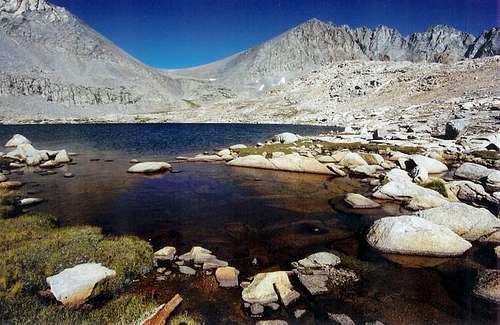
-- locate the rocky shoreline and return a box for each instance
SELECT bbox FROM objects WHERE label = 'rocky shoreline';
[1,125,499,324]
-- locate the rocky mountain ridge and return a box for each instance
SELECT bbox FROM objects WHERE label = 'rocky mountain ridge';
[0,1,498,123]
[174,19,498,94]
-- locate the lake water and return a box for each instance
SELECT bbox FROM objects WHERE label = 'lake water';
[0,124,496,324]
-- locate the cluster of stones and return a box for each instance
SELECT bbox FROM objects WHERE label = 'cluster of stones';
[153,246,239,288]
[0,134,77,210]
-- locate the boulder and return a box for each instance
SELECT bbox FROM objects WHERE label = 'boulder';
[325,164,347,177]
[344,193,380,209]
[154,246,176,261]
[54,150,71,163]
[405,195,449,211]
[272,132,299,144]
[19,197,44,207]
[366,216,472,256]
[241,271,299,306]
[328,314,356,325]
[408,155,448,174]
[5,134,31,147]
[216,149,231,157]
[46,263,116,306]
[416,203,500,241]
[473,269,500,303]
[339,152,368,168]
[410,165,429,183]
[385,169,412,183]
[5,143,47,166]
[373,180,445,202]
[215,266,239,288]
[0,173,7,182]
[445,119,467,139]
[40,160,60,168]
[229,144,247,150]
[127,162,171,173]
[361,153,385,165]
[448,181,498,206]
[292,252,358,296]
[179,265,196,275]
[454,163,492,182]
[293,252,341,269]
[317,155,336,163]
[349,165,383,177]
[486,171,500,192]
[186,154,224,162]
[228,153,334,175]
[373,129,388,140]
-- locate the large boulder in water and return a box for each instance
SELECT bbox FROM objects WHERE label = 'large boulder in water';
[228,153,334,175]
[272,132,300,144]
[344,193,380,209]
[46,263,116,306]
[448,180,498,206]
[416,203,500,241]
[5,134,31,147]
[127,162,171,173]
[408,155,448,174]
[366,216,472,256]
[4,143,48,166]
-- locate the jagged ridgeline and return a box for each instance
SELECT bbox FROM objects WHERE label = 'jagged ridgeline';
[0,1,498,120]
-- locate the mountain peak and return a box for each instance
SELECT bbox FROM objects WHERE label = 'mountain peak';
[0,0,52,15]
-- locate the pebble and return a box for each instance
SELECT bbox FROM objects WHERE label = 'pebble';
[63,173,74,178]
[178,265,196,275]
[294,309,306,319]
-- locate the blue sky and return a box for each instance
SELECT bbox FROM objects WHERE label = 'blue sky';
[51,0,498,69]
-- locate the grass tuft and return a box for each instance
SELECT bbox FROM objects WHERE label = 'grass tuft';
[0,213,156,324]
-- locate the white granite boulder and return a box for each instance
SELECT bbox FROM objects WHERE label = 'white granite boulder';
[367,216,472,256]
[154,246,176,261]
[215,266,239,288]
[127,162,171,173]
[373,180,445,202]
[242,271,299,306]
[46,263,116,306]
[5,134,31,147]
[272,132,300,144]
[344,193,380,209]
[408,155,448,174]
[416,203,500,241]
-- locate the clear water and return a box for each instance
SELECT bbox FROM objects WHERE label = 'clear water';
[0,124,496,324]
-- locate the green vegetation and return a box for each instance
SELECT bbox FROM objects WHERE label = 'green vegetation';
[0,213,156,324]
[169,311,204,325]
[318,141,423,155]
[233,141,308,158]
[471,150,500,161]
[419,178,450,198]
[0,189,18,219]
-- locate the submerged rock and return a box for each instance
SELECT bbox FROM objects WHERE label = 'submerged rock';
[416,203,500,241]
[292,252,358,296]
[5,134,31,147]
[473,269,500,303]
[367,216,472,256]
[344,193,380,209]
[127,162,171,173]
[46,263,116,306]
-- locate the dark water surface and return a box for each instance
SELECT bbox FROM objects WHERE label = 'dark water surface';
[0,124,497,324]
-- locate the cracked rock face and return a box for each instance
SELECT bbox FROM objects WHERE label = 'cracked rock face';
[0,0,51,15]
